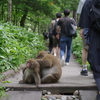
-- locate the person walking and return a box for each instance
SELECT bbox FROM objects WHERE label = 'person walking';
[79,28,89,76]
[57,9,77,66]
[53,13,62,59]
[77,0,89,76]
[51,13,62,58]
[48,27,53,53]
[78,0,100,99]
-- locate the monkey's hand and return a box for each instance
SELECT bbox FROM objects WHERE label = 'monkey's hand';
[36,84,40,89]
[19,80,25,84]
[22,67,27,74]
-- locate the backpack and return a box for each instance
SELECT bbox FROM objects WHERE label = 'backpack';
[49,30,53,38]
[69,18,77,37]
[90,0,100,32]
[52,19,58,36]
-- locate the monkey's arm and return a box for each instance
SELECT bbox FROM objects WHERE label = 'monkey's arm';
[33,72,41,87]
[37,59,52,68]
[22,67,27,74]
[36,59,43,65]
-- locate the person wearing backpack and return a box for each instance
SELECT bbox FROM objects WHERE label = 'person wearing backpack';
[48,25,54,53]
[56,9,77,66]
[50,13,62,58]
[78,0,100,99]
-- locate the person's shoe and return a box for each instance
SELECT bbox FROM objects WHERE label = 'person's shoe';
[60,59,65,67]
[80,70,88,76]
[54,54,56,56]
[65,62,69,66]
[60,56,65,67]
[96,94,100,100]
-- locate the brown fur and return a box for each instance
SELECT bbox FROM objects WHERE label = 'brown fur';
[37,51,62,83]
[19,59,41,87]
[37,51,48,59]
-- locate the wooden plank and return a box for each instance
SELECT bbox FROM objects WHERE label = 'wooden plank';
[2,83,97,94]
[2,91,42,100]
[79,90,97,100]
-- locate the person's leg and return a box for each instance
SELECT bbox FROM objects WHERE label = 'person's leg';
[60,37,66,66]
[53,37,57,56]
[93,71,100,100]
[57,39,60,59]
[60,37,66,58]
[81,38,88,76]
[65,37,72,65]
[82,48,88,70]
[53,47,57,56]
[56,39,60,59]
[57,47,60,59]
[49,36,53,53]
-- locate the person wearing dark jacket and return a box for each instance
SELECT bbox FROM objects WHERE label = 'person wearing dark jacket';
[78,0,100,100]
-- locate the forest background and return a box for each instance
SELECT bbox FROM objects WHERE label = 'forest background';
[0,0,83,72]
[1,0,80,32]
[0,0,89,98]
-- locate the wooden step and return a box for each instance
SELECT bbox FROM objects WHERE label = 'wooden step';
[79,90,97,100]
[2,91,42,100]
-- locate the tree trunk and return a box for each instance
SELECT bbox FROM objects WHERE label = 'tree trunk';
[20,10,28,27]
[38,21,40,34]
[32,22,37,32]
[73,10,77,21]
[8,0,12,22]
[1,4,4,20]
[14,5,18,25]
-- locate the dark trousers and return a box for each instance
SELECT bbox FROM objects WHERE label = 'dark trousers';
[93,71,100,91]
[49,35,53,53]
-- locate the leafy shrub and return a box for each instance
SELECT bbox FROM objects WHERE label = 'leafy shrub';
[0,22,47,73]
[72,31,82,63]
[0,86,6,99]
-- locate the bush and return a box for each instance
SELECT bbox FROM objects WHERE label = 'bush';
[0,22,47,73]
[72,31,82,63]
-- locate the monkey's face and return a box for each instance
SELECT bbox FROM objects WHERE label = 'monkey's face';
[37,51,47,59]
[26,59,39,69]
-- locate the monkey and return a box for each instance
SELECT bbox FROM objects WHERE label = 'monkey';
[37,51,62,83]
[37,51,49,59]
[19,59,41,87]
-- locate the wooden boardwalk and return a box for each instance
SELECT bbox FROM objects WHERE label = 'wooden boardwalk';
[0,54,98,100]
[2,91,42,100]
[1,54,97,91]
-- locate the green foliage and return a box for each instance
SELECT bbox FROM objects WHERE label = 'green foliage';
[0,80,12,99]
[0,86,6,99]
[0,0,80,30]
[0,22,47,73]
[72,30,82,59]
[2,80,11,83]
[0,22,47,99]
